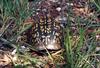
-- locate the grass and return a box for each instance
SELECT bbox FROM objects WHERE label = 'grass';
[64,20,98,68]
[0,0,100,68]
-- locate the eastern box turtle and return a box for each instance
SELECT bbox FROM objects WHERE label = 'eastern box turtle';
[22,10,64,51]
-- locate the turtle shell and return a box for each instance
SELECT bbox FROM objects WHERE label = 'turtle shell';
[23,11,64,50]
